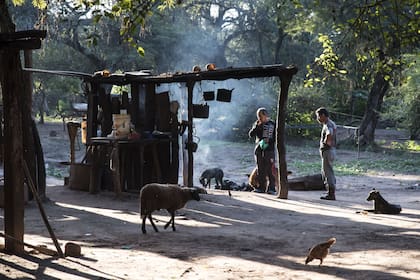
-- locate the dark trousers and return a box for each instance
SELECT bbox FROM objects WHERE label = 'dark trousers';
[255,147,276,192]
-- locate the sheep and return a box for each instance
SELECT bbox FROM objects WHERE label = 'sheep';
[139,183,201,234]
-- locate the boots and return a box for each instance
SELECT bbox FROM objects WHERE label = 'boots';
[266,186,276,195]
[320,187,336,200]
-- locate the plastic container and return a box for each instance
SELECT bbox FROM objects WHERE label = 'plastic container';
[112,114,131,137]
[81,120,87,144]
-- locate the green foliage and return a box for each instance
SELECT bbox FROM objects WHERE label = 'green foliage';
[383,54,420,139]
[390,141,420,152]
[286,84,325,138]
[301,1,420,89]
[287,142,420,176]
[78,0,179,57]
[11,0,25,6]
[6,0,420,141]
[46,166,66,178]
[305,33,347,87]
[335,157,420,175]
[31,0,47,9]
[31,73,82,120]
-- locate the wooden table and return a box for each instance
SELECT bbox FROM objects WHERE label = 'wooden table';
[88,136,171,194]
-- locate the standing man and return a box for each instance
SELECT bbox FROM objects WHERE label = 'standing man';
[315,107,337,200]
[249,108,276,194]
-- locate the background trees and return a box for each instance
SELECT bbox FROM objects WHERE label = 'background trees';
[3,0,419,144]
[301,0,420,144]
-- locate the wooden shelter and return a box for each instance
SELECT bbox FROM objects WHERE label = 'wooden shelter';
[28,64,298,197]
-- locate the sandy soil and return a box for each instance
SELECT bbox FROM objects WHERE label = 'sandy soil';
[1,122,420,280]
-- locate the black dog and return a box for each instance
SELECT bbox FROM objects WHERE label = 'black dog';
[199,168,224,189]
[199,168,231,196]
[365,189,402,214]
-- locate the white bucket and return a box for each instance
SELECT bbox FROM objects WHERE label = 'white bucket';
[112,114,131,137]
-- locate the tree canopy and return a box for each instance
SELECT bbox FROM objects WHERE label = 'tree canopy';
[3,0,420,141]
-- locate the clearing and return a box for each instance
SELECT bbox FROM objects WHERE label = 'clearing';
[1,122,419,280]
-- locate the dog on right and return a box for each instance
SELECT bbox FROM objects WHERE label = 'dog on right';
[365,189,402,214]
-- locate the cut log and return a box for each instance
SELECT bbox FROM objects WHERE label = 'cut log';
[288,174,325,191]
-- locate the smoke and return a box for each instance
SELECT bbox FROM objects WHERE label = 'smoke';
[150,7,282,184]
[192,78,279,140]
[156,78,279,185]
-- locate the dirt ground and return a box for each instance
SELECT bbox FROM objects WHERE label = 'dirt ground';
[1,122,420,280]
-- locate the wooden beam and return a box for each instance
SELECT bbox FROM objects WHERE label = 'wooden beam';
[0,30,46,41]
[0,38,42,50]
[23,64,298,86]
[125,65,298,85]
[86,83,98,143]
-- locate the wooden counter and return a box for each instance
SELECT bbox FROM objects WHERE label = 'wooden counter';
[88,136,172,194]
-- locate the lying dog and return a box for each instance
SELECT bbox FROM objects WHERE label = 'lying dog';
[365,189,402,214]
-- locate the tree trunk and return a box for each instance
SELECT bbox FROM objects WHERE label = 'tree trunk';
[0,41,26,257]
[1,48,25,254]
[274,27,285,64]
[358,72,389,146]
[0,0,25,254]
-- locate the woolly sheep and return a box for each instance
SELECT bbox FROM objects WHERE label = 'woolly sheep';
[139,183,201,234]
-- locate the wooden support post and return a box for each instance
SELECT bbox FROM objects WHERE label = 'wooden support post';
[89,145,101,194]
[151,143,162,182]
[2,49,25,254]
[98,87,112,136]
[87,82,98,142]
[186,81,195,187]
[139,145,145,188]
[110,143,122,196]
[0,28,46,255]
[131,83,140,129]
[276,71,296,199]
[67,122,81,164]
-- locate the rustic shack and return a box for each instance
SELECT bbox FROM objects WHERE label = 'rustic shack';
[28,64,298,198]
